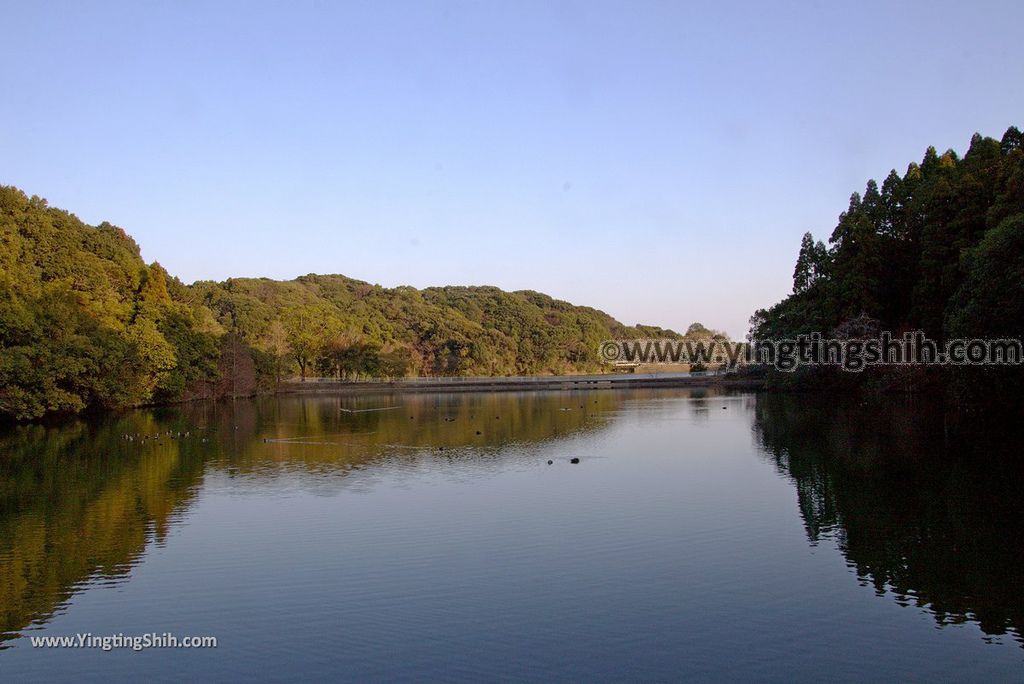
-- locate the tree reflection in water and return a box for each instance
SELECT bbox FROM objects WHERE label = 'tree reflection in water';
[753,393,1024,646]
[0,390,627,646]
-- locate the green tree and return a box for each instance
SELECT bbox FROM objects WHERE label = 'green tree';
[792,232,828,294]
[283,306,332,381]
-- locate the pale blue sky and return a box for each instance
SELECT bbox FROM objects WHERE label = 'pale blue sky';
[2,0,1022,337]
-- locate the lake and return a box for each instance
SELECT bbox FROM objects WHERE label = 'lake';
[1,389,1022,681]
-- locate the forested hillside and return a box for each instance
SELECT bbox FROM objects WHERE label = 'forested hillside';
[751,126,1024,402]
[0,186,694,420]
[0,188,225,420]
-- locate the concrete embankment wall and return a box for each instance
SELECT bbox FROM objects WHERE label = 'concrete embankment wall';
[279,373,763,396]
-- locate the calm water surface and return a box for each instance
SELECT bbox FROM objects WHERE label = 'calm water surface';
[1,389,1022,681]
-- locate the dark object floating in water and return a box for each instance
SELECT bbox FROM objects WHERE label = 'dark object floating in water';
[570,457,580,464]
[438,446,445,451]
[722,406,727,409]
[547,460,553,465]
[476,431,482,435]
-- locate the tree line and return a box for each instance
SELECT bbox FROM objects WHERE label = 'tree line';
[751,126,1024,410]
[0,185,711,420]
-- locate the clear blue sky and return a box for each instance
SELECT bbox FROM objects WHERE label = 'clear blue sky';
[3,0,1022,337]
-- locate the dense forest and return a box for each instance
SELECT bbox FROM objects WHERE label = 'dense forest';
[751,126,1024,407]
[0,185,698,420]
[6,126,1020,420]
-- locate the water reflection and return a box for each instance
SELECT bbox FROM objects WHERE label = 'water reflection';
[0,417,207,646]
[3,386,1022,665]
[753,393,1024,646]
[0,390,639,646]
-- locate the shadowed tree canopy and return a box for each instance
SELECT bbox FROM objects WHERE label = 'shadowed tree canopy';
[750,126,1024,405]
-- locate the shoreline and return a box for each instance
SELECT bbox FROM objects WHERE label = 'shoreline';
[0,373,764,426]
[277,372,765,396]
